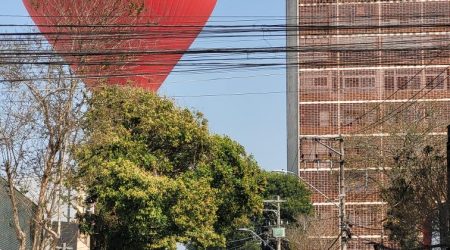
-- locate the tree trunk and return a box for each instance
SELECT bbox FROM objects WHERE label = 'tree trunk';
[31,158,53,250]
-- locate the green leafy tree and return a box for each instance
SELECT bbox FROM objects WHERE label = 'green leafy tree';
[76,86,265,249]
[263,172,313,223]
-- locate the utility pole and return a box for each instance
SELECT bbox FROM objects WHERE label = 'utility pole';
[300,136,349,249]
[276,195,282,250]
[264,196,286,250]
[338,137,348,250]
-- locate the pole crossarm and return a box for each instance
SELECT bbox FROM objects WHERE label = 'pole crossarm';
[264,200,287,203]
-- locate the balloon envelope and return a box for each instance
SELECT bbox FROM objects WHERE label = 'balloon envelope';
[23,0,217,91]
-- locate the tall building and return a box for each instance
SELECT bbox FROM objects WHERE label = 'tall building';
[287,0,450,249]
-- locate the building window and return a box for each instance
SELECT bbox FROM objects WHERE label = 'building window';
[410,76,421,89]
[397,76,421,90]
[426,75,445,89]
[313,77,328,87]
[397,76,408,90]
[319,111,330,127]
[344,78,359,88]
[360,78,375,88]
[341,5,373,26]
[344,77,375,89]
[342,109,363,126]
[385,76,395,90]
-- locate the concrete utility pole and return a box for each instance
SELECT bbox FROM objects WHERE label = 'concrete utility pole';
[300,136,349,250]
[338,137,347,250]
[264,196,286,250]
[276,196,282,250]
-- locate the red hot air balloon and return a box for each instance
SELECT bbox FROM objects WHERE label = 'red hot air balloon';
[23,0,216,91]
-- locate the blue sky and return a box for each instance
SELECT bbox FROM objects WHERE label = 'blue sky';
[1,0,287,171]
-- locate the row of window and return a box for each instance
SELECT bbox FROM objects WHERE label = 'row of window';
[385,75,446,90]
[300,51,450,64]
[313,77,376,89]
[303,74,448,91]
[302,104,450,128]
[344,77,376,89]
[312,110,377,127]
[299,2,450,26]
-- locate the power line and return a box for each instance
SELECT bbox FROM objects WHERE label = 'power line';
[354,70,450,134]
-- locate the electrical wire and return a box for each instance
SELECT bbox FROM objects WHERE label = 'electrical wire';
[327,232,342,250]
[353,70,450,134]
[2,6,450,250]
[0,13,448,115]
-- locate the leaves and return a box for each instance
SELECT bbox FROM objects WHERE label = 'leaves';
[80,86,211,176]
[382,140,447,248]
[76,86,265,249]
[263,172,313,223]
[226,172,312,250]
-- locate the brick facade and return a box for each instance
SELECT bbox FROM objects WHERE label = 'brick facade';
[287,0,450,248]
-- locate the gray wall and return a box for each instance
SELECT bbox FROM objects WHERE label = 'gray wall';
[0,179,35,250]
[286,0,299,174]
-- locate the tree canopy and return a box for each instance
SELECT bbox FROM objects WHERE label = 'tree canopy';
[345,108,449,249]
[263,171,313,223]
[382,137,447,249]
[76,86,266,249]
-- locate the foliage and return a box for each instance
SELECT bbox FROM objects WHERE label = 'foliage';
[77,85,211,178]
[381,135,447,249]
[383,177,423,249]
[347,107,449,249]
[197,135,266,235]
[76,86,265,249]
[80,159,221,249]
[263,172,313,223]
